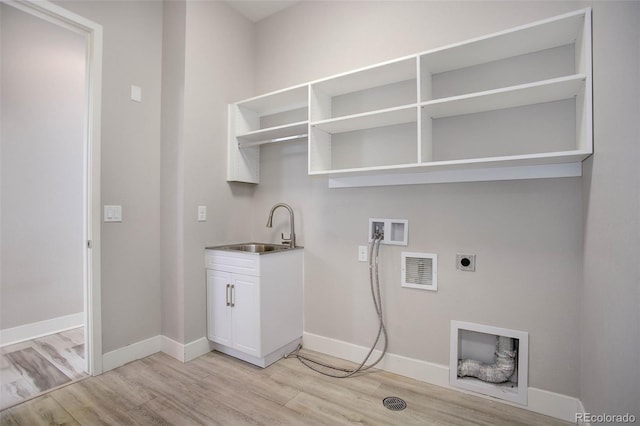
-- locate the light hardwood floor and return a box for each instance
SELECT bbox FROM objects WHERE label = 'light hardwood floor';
[0,328,87,410]
[0,348,571,425]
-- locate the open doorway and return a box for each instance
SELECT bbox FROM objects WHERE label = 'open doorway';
[0,0,102,409]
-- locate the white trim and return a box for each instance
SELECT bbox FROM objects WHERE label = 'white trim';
[102,336,162,373]
[160,336,185,362]
[528,387,580,423]
[576,399,591,426]
[184,337,214,362]
[302,332,449,386]
[160,336,213,363]
[0,313,84,347]
[102,335,213,372]
[211,338,301,368]
[303,331,581,423]
[328,162,583,188]
[4,0,104,376]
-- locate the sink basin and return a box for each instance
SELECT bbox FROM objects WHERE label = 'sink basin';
[226,243,287,253]
[207,242,299,254]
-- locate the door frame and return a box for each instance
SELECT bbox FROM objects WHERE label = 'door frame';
[2,0,104,375]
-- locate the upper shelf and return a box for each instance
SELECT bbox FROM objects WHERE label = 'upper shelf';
[423,74,585,119]
[312,104,417,134]
[237,85,308,116]
[420,9,586,75]
[312,57,416,97]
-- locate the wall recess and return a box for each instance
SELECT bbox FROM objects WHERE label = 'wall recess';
[450,320,529,405]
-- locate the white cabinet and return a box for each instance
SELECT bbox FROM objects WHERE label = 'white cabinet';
[205,248,303,367]
[206,269,259,355]
[227,8,592,188]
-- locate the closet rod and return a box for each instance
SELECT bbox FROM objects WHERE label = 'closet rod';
[238,134,308,149]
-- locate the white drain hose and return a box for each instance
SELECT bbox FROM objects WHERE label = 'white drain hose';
[457,336,516,383]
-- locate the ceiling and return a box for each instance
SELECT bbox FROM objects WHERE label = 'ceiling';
[225,0,300,23]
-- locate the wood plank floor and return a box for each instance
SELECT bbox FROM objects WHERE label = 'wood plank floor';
[0,328,87,410]
[1,348,571,425]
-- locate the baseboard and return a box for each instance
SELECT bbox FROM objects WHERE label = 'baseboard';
[184,337,213,362]
[0,312,84,347]
[102,335,162,372]
[161,335,213,363]
[161,335,185,362]
[303,331,581,423]
[102,335,213,372]
[576,399,590,425]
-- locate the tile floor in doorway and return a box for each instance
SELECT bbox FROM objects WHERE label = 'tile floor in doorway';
[0,327,87,410]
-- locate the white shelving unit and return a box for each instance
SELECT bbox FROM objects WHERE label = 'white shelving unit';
[227,8,592,187]
[228,85,308,183]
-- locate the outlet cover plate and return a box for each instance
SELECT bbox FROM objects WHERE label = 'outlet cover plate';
[456,254,476,272]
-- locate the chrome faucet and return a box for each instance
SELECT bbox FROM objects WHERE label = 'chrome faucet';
[266,203,296,248]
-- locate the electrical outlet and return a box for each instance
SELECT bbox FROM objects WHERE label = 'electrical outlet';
[456,254,476,272]
[358,246,368,262]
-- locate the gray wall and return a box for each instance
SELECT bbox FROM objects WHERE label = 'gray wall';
[160,0,255,344]
[249,0,611,399]
[181,0,256,344]
[581,2,640,420]
[55,1,164,353]
[160,0,187,346]
[0,4,85,330]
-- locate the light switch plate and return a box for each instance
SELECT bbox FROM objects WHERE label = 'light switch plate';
[131,85,142,102]
[104,205,122,222]
[197,205,207,222]
[358,245,368,262]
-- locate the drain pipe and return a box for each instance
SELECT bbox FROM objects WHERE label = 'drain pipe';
[457,336,516,383]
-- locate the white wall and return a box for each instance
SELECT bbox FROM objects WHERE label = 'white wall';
[0,4,85,330]
[581,2,640,420]
[55,0,164,353]
[250,1,594,398]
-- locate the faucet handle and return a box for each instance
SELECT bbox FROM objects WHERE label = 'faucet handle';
[281,233,292,246]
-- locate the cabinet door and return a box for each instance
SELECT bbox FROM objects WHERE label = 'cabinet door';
[230,274,260,357]
[206,270,232,346]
